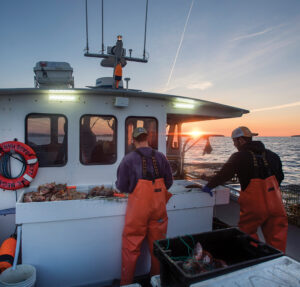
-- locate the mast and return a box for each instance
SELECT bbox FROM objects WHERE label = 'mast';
[83,0,149,88]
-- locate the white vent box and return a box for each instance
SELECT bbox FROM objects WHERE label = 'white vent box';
[114,97,129,107]
[95,77,123,89]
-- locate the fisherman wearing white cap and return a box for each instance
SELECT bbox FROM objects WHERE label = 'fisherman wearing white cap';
[203,126,288,252]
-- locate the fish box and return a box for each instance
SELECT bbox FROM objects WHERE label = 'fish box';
[153,228,283,287]
[15,181,225,287]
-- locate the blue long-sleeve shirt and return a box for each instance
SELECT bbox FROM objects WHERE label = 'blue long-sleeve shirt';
[116,147,173,193]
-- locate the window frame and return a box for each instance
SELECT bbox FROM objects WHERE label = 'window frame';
[125,116,159,154]
[25,113,68,167]
[79,114,118,166]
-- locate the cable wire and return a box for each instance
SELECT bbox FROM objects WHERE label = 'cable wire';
[0,152,26,179]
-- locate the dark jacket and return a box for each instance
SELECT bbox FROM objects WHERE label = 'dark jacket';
[207,141,284,191]
[116,147,173,193]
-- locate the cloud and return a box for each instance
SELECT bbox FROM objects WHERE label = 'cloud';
[157,18,300,97]
[251,101,300,112]
[231,23,288,42]
[187,81,213,90]
[231,27,274,42]
[208,28,298,81]
[159,72,213,93]
[203,21,300,82]
[165,0,195,89]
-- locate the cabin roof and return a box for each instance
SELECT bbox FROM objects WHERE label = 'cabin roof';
[0,88,249,122]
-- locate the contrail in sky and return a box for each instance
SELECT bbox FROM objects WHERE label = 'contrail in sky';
[232,27,274,42]
[251,101,300,112]
[165,0,194,90]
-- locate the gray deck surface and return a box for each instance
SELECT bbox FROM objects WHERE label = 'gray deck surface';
[215,198,300,261]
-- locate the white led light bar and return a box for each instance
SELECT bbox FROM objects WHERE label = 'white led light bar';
[49,94,78,102]
[173,102,195,109]
[49,89,75,94]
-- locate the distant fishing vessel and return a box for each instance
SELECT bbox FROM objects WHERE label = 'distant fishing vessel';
[0,1,299,286]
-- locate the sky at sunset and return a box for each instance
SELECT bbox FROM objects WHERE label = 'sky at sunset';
[0,0,299,136]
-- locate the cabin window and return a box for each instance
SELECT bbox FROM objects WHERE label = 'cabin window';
[25,113,67,167]
[80,115,117,165]
[125,117,158,154]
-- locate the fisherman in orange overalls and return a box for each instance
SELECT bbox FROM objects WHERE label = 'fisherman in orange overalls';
[203,126,288,252]
[116,127,173,286]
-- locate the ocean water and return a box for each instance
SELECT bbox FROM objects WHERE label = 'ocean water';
[184,137,300,185]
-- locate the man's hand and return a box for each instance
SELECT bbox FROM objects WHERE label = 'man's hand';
[202,185,213,197]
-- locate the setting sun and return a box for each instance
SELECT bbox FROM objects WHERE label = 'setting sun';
[189,130,203,138]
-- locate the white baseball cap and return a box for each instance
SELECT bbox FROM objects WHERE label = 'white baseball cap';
[231,126,258,139]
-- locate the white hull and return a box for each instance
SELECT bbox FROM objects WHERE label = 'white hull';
[16,182,229,286]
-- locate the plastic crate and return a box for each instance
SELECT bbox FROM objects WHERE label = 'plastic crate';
[153,228,282,287]
[212,217,231,230]
[281,185,300,227]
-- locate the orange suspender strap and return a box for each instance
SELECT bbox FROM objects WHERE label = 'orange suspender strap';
[135,149,147,179]
[262,152,269,167]
[249,151,271,178]
[249,151,269,168]
[249,151,258,167]
[151,149,160,178]
[135,149,160,180]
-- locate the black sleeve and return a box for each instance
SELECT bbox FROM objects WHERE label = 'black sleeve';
[271,151,284,185]
[207,152,239,189]
[162,154,173,190]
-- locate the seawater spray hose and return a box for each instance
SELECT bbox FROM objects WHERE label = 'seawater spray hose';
[0,152,26,179]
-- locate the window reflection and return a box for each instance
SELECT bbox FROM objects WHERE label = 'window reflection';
[125,117,158,154]
[26,114,67,167]
[80,115,117,165]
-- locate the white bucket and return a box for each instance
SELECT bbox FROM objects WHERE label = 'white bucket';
[150,275,161,287]
[0,264,36,287]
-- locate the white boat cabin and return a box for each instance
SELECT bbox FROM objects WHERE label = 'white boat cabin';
[0,61,249,286]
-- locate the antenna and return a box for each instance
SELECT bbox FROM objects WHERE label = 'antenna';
[85,0,89,52]
[84,0,149,65]
[101,0,104,54]
[143,0,149,60]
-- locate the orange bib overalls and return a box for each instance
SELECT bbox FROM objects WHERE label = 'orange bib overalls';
[238,151,288,252]
[120,150,172,286]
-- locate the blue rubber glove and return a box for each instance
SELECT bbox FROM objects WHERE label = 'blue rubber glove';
[202,185,213,197]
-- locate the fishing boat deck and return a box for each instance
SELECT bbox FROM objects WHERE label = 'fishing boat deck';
[215,197,300,261]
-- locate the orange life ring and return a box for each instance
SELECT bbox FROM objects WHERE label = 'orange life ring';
[0,141,39,190]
